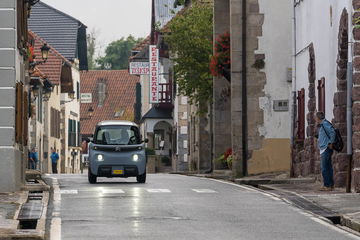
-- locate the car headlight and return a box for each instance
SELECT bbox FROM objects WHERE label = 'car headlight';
[97,154,104,161]
[132,154,139,162]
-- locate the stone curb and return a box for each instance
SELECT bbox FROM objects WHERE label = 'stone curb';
[256,184,360,235]
[342,215,360,233]
[234,177,316,186]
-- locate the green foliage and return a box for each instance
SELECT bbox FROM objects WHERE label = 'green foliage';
[87,29,97,70]
[165,2,213,108]
[96,35,143,70]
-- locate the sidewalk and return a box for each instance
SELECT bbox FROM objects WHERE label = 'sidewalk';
[0,170,49,240]
[258,182,360,233]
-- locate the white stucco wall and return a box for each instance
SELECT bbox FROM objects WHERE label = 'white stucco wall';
[295,0,350,131]
[62,65,81,173]
[257,0,293,139]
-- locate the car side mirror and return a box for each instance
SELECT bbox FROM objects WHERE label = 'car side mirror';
[144,138,149,143]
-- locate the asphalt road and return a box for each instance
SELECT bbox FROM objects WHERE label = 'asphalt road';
[45,173,360,240]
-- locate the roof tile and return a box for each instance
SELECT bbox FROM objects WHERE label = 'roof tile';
[80,70,140,135]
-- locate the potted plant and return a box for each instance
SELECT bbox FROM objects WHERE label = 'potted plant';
[210,32,231,81]
[215,148,233,170]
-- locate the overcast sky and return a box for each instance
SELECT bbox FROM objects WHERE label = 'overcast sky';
[42,0,152,55]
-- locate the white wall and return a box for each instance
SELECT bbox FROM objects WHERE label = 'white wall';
[62,64,81,173]
[257,0,293,139]
[295,0,350,130]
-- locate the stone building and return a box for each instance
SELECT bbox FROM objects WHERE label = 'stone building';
[0,0,35,192]
[29,1,88,174]
[292,0,360,192]
[214,0,293,177]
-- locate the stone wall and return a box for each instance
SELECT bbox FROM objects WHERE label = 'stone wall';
[213,0,232,169]
[332,9,351,188]
[352,0,360,192]
[293,44,318,177]
[230,0,265,177]
[0,0,26,192]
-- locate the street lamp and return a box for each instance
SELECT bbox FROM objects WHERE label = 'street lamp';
[40,43,50,62]
[88,107,94,118]
[32,84,40,98]
[80,107,95,120]
[68,90,75,100]
[42,88,52,102]
[30,43,50,68]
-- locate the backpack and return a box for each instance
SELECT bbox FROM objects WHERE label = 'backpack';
[322,121,344,152]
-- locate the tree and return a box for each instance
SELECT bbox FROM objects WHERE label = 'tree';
[165,2,213,108]
[87,29,98,70]
[96,35,143,70]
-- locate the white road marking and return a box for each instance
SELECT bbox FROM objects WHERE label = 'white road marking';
[51,178,62,240]
[192,189,217,193]
[146,189,171,193]
[50,217,62,240]
[100,189,125,194]
[60,189,78,195]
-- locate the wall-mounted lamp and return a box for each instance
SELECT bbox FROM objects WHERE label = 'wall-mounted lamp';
[68,90,75,100]
[88,107,94,118]
[80,106,95,121]
[30,43,50,68]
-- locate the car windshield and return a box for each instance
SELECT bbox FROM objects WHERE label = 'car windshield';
[94,125,141,145]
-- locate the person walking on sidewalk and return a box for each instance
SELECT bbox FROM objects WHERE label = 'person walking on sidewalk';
[50,148,59,174]
[315,111,336,191]
[29,147,39,170]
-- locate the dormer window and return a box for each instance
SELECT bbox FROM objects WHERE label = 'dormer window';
[97,79,107,107]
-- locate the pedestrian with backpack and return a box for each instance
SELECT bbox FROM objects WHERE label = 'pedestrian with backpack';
[315,111,337,191]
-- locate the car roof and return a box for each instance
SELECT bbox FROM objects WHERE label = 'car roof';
[96,120,138,127]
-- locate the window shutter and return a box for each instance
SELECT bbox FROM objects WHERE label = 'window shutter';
[297,88,305,141]
[15,82,24,144]
[23,90,28,145]
[77,121,80,147]
[68,119,71,146]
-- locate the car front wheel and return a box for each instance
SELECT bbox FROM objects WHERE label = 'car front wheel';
[136,172,146,183]
[88,169,97,184]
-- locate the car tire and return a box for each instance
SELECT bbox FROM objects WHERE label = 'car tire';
[136,172,146,183]
[88,169,97,184]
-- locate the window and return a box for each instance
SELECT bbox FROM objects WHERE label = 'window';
[37,91,43,123]
[297,88,305,141]
[68,119,77,147]
[77,82,80,100]
[154,129,165,150]
[317,78,325,114]
[94,125,141,145]
[97,81,106,107]
[77,121,81,147]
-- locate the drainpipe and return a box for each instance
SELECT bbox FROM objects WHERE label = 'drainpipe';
[290,0,297,177]
[204,101,213,174]
[346,0,353,193]
[242,0,248,176]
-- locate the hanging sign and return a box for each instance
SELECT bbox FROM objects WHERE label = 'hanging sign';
[149,45,159,103]
[129,62,150,75]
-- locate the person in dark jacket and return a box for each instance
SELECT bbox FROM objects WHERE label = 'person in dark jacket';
[315,112,336,191]
[50,148,59,174]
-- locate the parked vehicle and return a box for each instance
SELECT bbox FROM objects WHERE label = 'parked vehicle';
[88,121,148,184]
